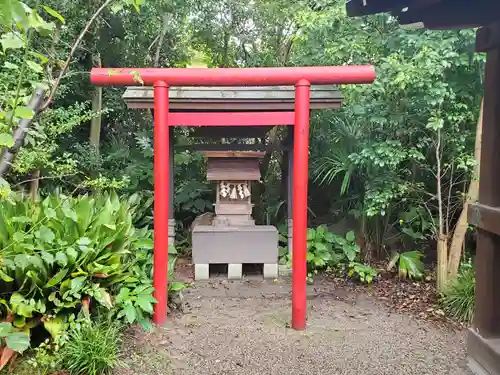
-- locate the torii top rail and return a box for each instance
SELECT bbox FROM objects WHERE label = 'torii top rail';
[90,66,376,330]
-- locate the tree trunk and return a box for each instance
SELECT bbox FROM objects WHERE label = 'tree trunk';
[221,30,230,68]
[149,13,172,121]
[435,127,448,292]
[154,13,170,68]
[89,5,102,154]
[90,85,102,154]
[437,235,448,292]
[30,169,40,201]
[447,98,483,279]
[29,25,61,199]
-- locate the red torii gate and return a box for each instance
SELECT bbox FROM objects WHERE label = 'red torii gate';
[90,66,376,330]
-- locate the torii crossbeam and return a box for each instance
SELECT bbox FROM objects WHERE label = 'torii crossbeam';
[90,66,376,330]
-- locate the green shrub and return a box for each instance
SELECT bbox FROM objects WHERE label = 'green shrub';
[348,262,378,284]
[57,319,121,375]
[440,264,475,323]
[0,190,184,355]
[282,225,377,283]
[305,225,361,268]
[387,250,425,279]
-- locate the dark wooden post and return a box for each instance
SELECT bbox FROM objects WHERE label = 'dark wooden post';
[474,50,500,334]
[467,23,500,375]
[168,127,175,245]
[287,125,294,256]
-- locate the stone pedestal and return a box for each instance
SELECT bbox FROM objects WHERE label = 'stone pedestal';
[192,225,278,280]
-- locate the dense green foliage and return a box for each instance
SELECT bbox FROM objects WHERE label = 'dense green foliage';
[0,191,183,374]
[0,1,483,256]
[0,191,176,336]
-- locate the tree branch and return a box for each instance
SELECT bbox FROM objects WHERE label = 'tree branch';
[13,172,81,187]
[0,87,46,176]
[41,0,113,111]
[148,34,161,54]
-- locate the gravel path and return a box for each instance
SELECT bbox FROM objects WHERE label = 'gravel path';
[118,278,471,375]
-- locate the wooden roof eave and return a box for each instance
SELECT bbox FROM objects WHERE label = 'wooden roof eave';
[346,0,500,30]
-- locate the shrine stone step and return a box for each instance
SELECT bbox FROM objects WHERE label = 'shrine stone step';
[194,263,278,281]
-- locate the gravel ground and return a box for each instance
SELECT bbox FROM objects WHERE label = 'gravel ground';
[118,278,471,375]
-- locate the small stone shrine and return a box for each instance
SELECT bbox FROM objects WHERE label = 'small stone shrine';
[191,151,279,280]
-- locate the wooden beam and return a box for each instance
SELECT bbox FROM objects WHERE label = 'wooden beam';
[468,203,500,237]
[190,126,274,139]
[175,143,289,152]
[346,0,500,30]
[168,112,294,127]
[477,22,500,53]
[201,151,266,159]
[126,101,342,111]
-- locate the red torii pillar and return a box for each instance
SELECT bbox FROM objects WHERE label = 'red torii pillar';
[90,66,375,330]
